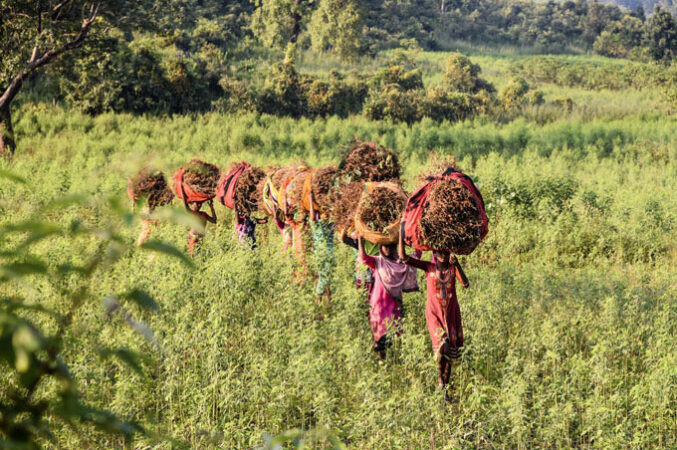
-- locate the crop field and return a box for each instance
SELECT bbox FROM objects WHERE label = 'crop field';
[1,51,676,448]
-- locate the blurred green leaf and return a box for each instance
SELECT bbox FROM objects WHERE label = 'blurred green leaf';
[151,207,204,231]
[98,348,145,377]
[1,261,48,280]
[40,194,88,212]
[123,289,160,311]
[1,298,58,317]
[140,240,194,268]
[0,169,26,184]
[1,220,61,235]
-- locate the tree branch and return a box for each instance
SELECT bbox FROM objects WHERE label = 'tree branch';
[0,3,100,108]
[51,0,73,20]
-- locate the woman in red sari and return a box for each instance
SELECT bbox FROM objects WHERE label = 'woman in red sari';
[398,222,469,400]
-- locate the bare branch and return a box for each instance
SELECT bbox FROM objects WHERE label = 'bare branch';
[1,0,101,108]
[51,0,73,20]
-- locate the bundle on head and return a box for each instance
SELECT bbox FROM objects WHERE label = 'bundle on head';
[286,168,312,215]
[418,153,457,182]
[234,165,266,218]
[129,168,173,209]
[182,159,220,196]
[328,181,365,232]
[420,177,485,254]
[339,140,400,182]
[310,165,338,211]
[271,166,301,192]
[354,182,407,245]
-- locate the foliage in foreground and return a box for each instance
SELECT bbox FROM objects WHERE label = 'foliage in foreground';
[0,172,196,448]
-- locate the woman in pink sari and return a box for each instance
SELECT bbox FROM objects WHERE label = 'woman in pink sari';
[357,235,418,360]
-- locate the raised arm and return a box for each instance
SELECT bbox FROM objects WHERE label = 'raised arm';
[179,177,190,210]
[340,229,358,249]
[357,236,376,270]
[308,191,316,223]
[454,258,470,289]
[399,222,428,271]
[204,199,217,224]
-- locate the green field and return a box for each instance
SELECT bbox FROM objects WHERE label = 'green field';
[2,52,677,448]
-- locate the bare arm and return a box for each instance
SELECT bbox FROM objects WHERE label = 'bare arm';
[204,200,217,224]
[179,175,190,210]
[308,192,316,222]
[399,222,428,271]
[455,259,470,289]
[340,229,358,249]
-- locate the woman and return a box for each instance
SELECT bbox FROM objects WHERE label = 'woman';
[180,179,217,258]
[398,222,469,399]
[234,214,267,249]
[357,234,417,360]
[308,194,335,302]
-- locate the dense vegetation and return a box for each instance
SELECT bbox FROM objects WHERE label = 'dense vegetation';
[4,0,677,132]
[2,0,676,447]
[2,46,677,446]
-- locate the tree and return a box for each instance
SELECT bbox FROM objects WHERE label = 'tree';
[0,0,149,155]
[644,6,677,62]
[593,15,644,58]
[308,0,364,59]
[250,0,315,49]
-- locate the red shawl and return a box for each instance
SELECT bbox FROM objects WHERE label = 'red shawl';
[216,162,250,209]
[173,168,214,203]
[402,171,488,252]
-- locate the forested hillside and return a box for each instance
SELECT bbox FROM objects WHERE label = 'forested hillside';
[4,0,677,126]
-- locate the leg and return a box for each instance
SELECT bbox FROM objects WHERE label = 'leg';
[374,335,388,360]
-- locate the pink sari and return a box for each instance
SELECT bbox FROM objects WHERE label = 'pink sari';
[360,253,417,343]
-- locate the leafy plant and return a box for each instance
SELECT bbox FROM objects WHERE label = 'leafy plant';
[0,171,191,448]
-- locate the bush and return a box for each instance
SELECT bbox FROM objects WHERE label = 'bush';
[60,32,213,115]
[498,77,542,112]
[364,85,422,123]
[368,65,424,91]
[302,70,368,118]
[443,53,495,94]
[420,88,487,122]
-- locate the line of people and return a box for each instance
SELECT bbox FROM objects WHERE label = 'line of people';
[132,167,473,400]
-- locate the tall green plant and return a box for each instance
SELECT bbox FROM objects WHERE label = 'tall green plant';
[0,171,192,448]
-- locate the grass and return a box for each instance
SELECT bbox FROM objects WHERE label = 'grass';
[1,52,676,448]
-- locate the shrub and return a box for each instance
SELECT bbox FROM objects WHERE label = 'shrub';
[420,89,483,122]
[443,53,495,94]
[364,85,422,123]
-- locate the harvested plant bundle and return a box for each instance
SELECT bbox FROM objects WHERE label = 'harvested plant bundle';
[182,159,220,196]
[271,166,300,192]
[419,177,485,254]
[234,165,266,218]
[339,140,400,182]
[354,182,407,245]
[328,181,365,231]
[286,169,312,214]
[129,168,173,209]
[310,165,338,210]
[417,153,458,182]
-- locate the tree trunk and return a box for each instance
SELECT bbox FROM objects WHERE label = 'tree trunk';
[290,0,303,44]
[0,104,15,156]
